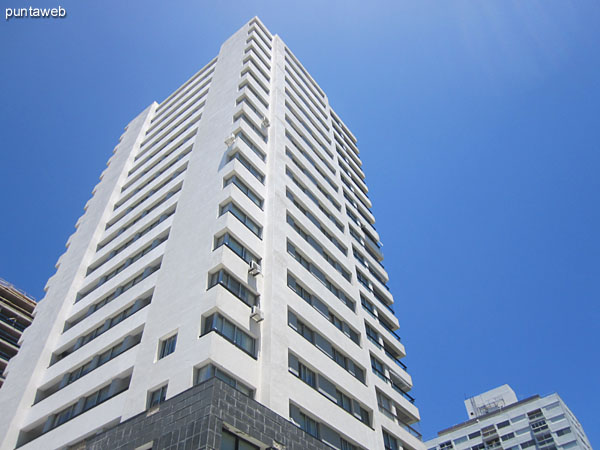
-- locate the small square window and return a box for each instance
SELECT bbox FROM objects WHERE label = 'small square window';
[147,385,167,409]
[158,334,177,359]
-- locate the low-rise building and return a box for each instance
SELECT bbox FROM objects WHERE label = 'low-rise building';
[425,385,591,450]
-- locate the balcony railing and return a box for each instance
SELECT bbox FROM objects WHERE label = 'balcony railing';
[372,367,414,404]
[0,329,20,346]
[385,348,408,371]
[377,406,422,440]
[0,314,26,332]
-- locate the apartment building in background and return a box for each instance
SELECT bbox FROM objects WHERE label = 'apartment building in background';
[0,278,36,389]
[425,385,591,450]
[0,18,424,450]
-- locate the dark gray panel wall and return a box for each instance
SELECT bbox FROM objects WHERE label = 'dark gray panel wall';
[78,378,329,450]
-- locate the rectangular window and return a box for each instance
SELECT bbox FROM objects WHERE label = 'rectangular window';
[219,201,262,238]
[300,411,319,439]
[227,152,265,183]
[203,313,256,357]
[501,433,515,441]
[287,274,359,344]
[54,295,152,364]
[286,167,343,232]
[288,310,364,383]
[365,323,381,348]
[235,127,266,159]
[497,420,510,429]
[287,241,354,311]
[377,391,395,419]
[220,429,259,450]
[298,362,316,387]
[50,375,131,431]
[195,364,254,398]
[286,189,347,255]
[223,175,263,208]
[158,334,177,359]
[208,269,258,307]
[214,233,261,266]
[287,214,350,281]
[147,385,167,409]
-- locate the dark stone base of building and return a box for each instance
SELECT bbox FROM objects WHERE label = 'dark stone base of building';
[78,378,330,450]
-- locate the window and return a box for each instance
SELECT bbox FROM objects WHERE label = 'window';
[531,419,549,433]
[383,431,400,450]
[370,355,386,380]
[286,168,343,232]
[287,274,359,345]
[219,202,262,237]
[203,313,256,357]
[297,321,314,343]
[223,175,263,208]
[220,429,259,450]
[498,420,510,429]
[535,432,554,447]
[196,364,254,398]
[235,124,266,157]
[361,295,376,317]
[147,385,167,409]
[288,352,369,425]
[227,152,264,183]
[54,296,152,364]
[556,427,571,437]
[285,149,340,210]
[286,189,347,255]
[83,384,110,411]
[214,233,261,266]
[286,214,350,280]
[501,433,515,441]
[286,241,354,311]
[336,389,352,413]
[520,440,535,449]
[208,269,258,307]
[158,334,177,359]
[377,391,394,419]
[298,362,316,387]
[527,409,544,421]
[299,411,319,439]
[288,311,364,383]
[365,323,381,347]
[50,375,131,431]
[482,425,497,437]
[341,438,358,450]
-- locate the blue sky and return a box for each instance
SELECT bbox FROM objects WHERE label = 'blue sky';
[1,0,598,444]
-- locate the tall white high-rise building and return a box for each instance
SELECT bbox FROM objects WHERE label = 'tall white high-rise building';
[0,18,423,450]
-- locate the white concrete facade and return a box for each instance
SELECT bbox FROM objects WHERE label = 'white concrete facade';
[426,386,591,450]
[0,18,423,450]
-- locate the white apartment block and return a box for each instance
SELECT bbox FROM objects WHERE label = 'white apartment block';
[0,18,424,450]
[425,385,591,450]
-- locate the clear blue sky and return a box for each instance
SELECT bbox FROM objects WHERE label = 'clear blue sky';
[1,0,598,444]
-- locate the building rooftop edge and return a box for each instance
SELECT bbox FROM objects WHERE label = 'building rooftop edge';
[0,277,36,305]
[435,394,544,438]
